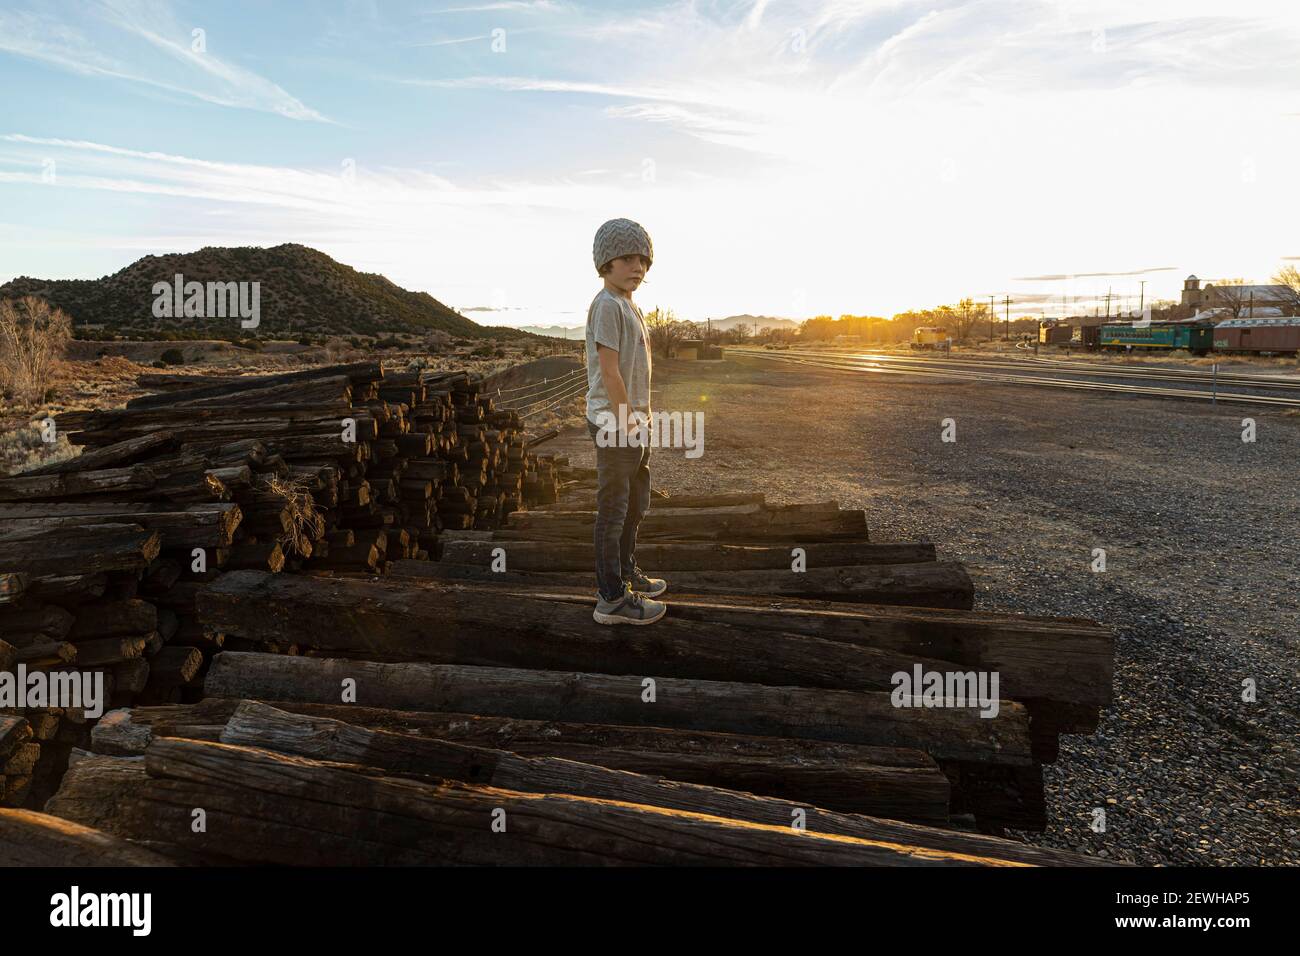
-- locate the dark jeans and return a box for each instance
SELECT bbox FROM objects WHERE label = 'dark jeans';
[588,418,651,602]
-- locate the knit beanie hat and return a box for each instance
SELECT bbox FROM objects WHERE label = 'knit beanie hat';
[593,218,653,274]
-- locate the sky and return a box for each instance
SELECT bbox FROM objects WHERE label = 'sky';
[1,0,1298,329]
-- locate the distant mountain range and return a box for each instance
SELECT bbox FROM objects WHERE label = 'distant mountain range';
[707,314,799,332]
[520,325,587,338]
[0,244,528,340]
[520,314,799,338]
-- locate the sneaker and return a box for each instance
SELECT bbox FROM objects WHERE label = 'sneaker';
[626,567,668,598]
[593,589,667,625]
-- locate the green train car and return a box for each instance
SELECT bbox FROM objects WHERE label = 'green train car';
[1096,321,1213,355]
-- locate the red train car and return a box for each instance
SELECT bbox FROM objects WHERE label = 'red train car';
[1212,319,1300,354]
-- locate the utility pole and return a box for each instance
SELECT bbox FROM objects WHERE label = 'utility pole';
[1139,280,1146,318]
[1105,287,1112,319]
[989,295,995,343]
[1004,295,1011,340]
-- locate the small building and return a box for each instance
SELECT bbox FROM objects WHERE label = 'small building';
[1181,275,1299,316]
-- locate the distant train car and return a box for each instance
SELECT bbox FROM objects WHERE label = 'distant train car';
[1038,323,1074,345]
[1097,321,1213,355]
[1211,318,1300,354]
[911,327,948,349]
[1080,325,1101,350]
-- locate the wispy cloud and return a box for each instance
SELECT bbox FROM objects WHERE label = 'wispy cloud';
[399,75,686,100]
[430,1,564,11]
[1016,268,1181,281]
[3,0,1300,319]
[0,0,330,121]
[0,133,640,310]
[405,34,494,47]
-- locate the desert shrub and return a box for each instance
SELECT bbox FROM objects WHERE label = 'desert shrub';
[0,296,73,407]
[160,348,185,365]
[0,417,78,476]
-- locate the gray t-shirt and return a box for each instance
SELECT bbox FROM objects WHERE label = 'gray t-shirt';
[585,287,652,426]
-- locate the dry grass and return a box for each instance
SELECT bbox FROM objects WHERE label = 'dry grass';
[258,474,324,557]
[0,416,78,476]
[527,391,586,434]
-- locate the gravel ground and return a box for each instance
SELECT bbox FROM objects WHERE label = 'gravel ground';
[547,355,1300,866]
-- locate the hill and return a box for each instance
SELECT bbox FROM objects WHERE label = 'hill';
[520,325,584,338]
[0,244,527,341]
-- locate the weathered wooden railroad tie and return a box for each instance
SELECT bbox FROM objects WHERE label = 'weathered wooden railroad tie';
[1,361,558,809]
[1,362,1115,865]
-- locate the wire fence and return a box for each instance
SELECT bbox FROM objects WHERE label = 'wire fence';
[517,378,588,418]
[499,371,587,409]
[492,367,584,401]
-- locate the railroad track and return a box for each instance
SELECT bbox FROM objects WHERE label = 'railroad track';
[729,347,1300,407]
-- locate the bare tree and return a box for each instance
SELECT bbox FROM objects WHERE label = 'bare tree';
[0,296,73,407]
[953,299,973,341]
[1271,265,1300,311]
[1205,278,1248,319]
[644,306,692,357]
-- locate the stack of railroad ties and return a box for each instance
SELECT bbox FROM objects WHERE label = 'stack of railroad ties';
[0,361,558,816]
[0,362,1117,867]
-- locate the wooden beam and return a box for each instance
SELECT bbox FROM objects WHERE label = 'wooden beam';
[497,505,869,542]
[124,361,383,410]
[0,526,161,577]
[0,808,175,866]
[400,560,973,609]
[214,701,1095,865]
[437,539,936,571]
[0,466,156,502]
[392,578,1113,711]
[196,571,966,695]
[18,432,176,476]
[93,699,947,823]
[87,737,1026,865]
[203,653,1033,765]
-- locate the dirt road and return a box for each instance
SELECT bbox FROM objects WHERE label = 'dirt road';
[548,355,1300,865]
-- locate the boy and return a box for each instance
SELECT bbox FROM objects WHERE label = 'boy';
[585,217,668,625]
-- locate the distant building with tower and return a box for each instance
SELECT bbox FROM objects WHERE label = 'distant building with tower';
[1180,275,1299,316]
